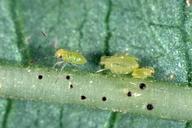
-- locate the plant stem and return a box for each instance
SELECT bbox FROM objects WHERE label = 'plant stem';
[0,65,191,121]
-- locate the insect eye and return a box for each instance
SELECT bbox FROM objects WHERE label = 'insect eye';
[151,70,155,75]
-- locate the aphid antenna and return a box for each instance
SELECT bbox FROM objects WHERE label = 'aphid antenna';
[41,31,48,37]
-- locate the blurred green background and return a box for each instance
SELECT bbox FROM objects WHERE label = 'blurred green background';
[0,0,192,127]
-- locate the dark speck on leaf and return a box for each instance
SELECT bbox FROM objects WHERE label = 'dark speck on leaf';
[146,104,154,110]
[66,75,70,80]
[38,75,43,80]
[139,83,146,90]
[127,91,132,97]
[81,95,86,100]
[102,97,107,101]
[70,84,73,88]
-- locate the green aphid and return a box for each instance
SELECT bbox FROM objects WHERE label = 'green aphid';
[55,49,87,65]
[100,54,139,74]
[100,54,155,79]
[132,67,154,79]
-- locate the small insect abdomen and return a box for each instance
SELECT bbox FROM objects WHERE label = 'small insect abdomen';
[100,55,139,74]
[55,49,87,65]
[132,67,154,79]
[63,51,87,64]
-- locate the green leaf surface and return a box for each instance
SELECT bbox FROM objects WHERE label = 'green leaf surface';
[0,0,191,128]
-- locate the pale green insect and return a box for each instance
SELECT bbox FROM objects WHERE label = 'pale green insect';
[100,54,139,74]
[100,54,155,79]
[54,48,87,83]
[132,67,155,79]
[55,48,87,65]
[53,48,87,72]
[40,31,87,66]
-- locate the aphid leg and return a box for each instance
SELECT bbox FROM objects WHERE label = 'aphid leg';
[54,63,67,83]
[72,64,79,69]
[52,61,65,69]
[60,63,67,72]
[96,68,108,73]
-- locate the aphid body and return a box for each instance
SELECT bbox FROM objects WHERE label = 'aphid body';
[100,54,139,74]
[55,49,87,64]
[132,67,154,79]
[100,54,155,79]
